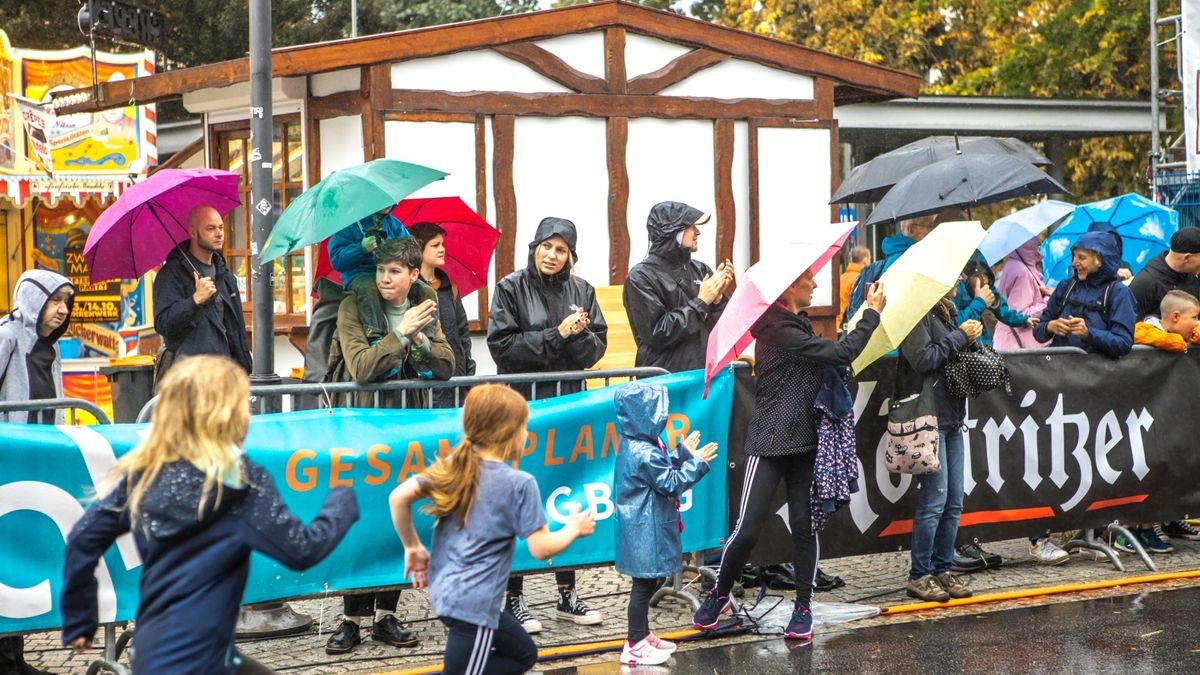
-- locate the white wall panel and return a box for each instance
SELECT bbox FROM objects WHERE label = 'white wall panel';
[318,116,363,178]
[626,119,717,271]
[757,127,833,306]
[310,68,359,97]
[383,121,476,201]
[392,51,571,94]
[511,117,610,287]
[534,32,606,79]
[624,33,691,79]
[658,59,814,100]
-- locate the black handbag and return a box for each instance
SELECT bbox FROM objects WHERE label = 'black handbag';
[945,342,1011,399]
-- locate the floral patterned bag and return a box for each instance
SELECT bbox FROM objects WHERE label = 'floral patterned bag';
[884,375,941,475]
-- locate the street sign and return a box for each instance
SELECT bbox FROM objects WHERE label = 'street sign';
[77,0,166,51]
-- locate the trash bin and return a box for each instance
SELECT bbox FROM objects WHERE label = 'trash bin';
[100,364,155,423]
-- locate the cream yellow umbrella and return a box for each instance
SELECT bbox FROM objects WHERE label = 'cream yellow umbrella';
[845,220,987,374]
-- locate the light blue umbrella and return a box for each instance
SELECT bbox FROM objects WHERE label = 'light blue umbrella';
[978,200,1075,265]
[1040,193,1179,287]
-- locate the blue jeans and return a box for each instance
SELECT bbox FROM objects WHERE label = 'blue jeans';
[909,429,965,579]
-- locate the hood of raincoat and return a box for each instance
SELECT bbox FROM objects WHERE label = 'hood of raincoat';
[1006,236,1043,269]
[526,217,579,283]
[134,460,247,539]
[646,201,706,261]
[0,269,75,352]
[1071,230,1121,285]
[615,381,669,442]
[880,233,915,260]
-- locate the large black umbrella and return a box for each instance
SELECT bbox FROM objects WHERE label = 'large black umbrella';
[863,154,1070,226]
[831,136,1051,204]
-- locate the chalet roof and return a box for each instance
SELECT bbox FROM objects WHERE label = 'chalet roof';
[53,0,918,114]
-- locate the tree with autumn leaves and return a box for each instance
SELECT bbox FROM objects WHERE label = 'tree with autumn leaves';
[709,0,1181,200]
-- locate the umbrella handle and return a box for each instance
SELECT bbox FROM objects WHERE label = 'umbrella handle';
[146,201,202,277]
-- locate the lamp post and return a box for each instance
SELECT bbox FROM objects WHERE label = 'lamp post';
[249,0,279,392]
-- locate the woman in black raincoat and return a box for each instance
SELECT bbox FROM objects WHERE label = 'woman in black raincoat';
[487,216,608,633]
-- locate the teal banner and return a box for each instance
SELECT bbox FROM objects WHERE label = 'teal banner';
[0,370,731,635]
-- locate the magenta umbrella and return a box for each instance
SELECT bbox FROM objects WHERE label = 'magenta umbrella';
[392,196,500,297]
[703,220,859,396]
[84,168,241,283]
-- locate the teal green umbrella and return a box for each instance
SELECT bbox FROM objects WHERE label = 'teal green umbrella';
[260,158,447,263]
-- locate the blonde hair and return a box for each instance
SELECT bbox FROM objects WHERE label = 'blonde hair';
[421,384,529,527]
[107,355,251,527]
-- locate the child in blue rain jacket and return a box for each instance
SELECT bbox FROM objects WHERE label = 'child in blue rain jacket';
[613,381,716,666]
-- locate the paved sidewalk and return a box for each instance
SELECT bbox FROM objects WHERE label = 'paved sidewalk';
[24,534,1200,673]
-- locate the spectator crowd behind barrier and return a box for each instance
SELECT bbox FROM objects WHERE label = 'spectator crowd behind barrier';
[6,351,1200,665]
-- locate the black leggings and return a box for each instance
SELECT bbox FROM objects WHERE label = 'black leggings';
[715,452,818,605]
[442,612,537,675]
[626,577,659,644]
[506,570,574,595]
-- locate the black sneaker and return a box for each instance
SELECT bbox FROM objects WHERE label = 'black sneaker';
[371,614,419,648]
[1162,520,1200,541]
[951,539,1002,573]
[325,620,362,655]
[692,588,731,630]
[814,568,845,592]
[505,593,543,634]
[556,587,603,625]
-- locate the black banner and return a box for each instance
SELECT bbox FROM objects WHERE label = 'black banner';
[729,348,1200,562]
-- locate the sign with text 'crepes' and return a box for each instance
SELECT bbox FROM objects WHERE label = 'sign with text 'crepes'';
[734,348,1200,562]
[0,370,731,635]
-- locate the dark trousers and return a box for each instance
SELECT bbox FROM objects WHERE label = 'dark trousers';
[626,577,659,644]
[441,612,537,675]
[343,591,400,618]
[506,570,574,595]
[715,452,819,605]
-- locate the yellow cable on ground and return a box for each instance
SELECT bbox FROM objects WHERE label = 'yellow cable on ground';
[882,568,1200,614]
[384,628,702,675]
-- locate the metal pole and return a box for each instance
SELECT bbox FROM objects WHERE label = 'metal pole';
[351,0,358,37]
[249,0,278,386]
[1149,0,1160,193]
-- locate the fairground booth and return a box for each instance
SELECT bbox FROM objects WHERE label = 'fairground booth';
[53,0,918,376]
[1,29,157,420]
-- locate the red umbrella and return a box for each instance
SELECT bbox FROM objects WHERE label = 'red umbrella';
[392,197,499,296]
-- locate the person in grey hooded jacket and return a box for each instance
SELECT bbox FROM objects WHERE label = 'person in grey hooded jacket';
[0,269,74,673]
[0,269,75,424]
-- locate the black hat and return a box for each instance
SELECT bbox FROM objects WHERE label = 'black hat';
[1170,227,1200,254]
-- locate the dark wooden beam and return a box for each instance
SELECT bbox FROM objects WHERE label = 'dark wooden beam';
[365,64,390,159]
[304,97,321,186]
[814,78,835,119]
[388,89,817,120]
[493,42,607,94]
[605,27,627,95]
[626,48,728,96]
[54,0,917,114]
[748,119,760,265]
[308,90,360,121]
[493,115,518,282]
[474,114,491,332]
[713,119,735,265]
[606,116,630,284]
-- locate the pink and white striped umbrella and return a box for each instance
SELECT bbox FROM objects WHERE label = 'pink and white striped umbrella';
[704,221,859,396]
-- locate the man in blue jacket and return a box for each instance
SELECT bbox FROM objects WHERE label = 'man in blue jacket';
[1032,231,1136,356]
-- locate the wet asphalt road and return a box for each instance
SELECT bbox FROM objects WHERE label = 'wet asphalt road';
[552,586,1200,673]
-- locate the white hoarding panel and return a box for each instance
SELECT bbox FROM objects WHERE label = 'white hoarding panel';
[624,33,691,79]
[392,51,571,94]
[757,127,833,306]
[384,120,477,203]
[732,121,751,275]
[626,119,717,271]
[534,32,606,79]
[658,59,814,100]
[511,117,610,287]
[318,115,363,178]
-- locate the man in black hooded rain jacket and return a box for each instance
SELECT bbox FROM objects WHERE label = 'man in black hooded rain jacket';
[623,201,733,373]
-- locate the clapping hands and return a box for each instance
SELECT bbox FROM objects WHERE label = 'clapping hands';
[681,430,718,463]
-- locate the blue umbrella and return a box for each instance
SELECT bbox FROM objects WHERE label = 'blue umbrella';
[978,200,1075,265]
[1040,193,1179,287]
